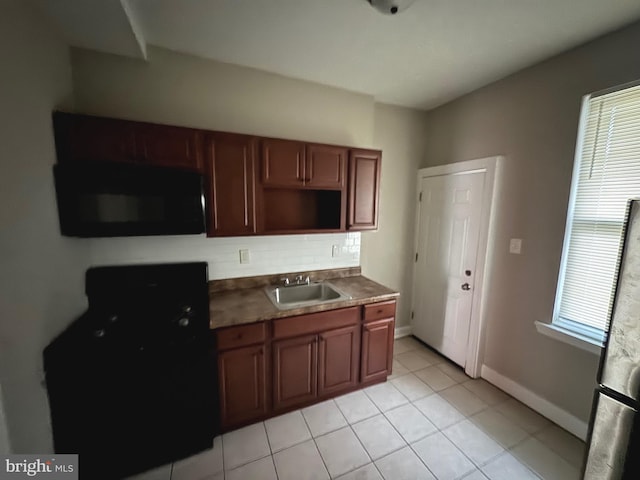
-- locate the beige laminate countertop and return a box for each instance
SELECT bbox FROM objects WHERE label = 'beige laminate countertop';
[209,275,398,329]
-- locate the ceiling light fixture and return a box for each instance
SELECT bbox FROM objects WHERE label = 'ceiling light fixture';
[367,0,417,15]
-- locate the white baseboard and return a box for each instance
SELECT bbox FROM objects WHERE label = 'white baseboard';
[481,365,588,441]
[394,325,412,339]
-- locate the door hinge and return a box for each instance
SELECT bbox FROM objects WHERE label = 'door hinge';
[415,252,418,262]
[419,192,422,202]
[411,311,414,319]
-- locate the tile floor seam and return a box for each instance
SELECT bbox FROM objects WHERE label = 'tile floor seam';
[459,380,512,408]
[381,403,435,445]
[262,421,275,455]
[270,453,280,480]
[440,426,504,469]
[434,427,493,476]
[489,450,543,480]
[352,414,410,462]
[501,434,549,479]
[297,405,332,479]
[223,426,273,473]
[405,433,440,480]
[372,406,417,451]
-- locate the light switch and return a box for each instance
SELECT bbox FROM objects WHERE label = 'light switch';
[509,238,523,254]
[332,245,340,257]
[239,249,250,264]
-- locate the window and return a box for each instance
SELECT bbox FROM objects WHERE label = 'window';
[552,82,640,347]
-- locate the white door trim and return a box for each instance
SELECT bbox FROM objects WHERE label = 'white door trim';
[412,156,503,378]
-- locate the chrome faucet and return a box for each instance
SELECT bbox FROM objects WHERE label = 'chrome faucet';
[281,275,310,287]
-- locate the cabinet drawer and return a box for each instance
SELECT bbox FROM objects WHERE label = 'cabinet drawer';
[217,322,266,350]
[363,300,396,322]
[273,307,359,339]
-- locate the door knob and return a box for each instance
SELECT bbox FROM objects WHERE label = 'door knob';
[461,283,471,291]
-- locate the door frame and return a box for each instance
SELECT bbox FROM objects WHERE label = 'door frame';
[411,156,503,378]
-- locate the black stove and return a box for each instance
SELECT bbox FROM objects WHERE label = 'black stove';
[44,262,218,479]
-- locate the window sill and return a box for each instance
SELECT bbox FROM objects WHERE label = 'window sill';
[535,321,603,355]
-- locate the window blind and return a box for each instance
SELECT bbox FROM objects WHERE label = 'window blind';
[557,83,640,333]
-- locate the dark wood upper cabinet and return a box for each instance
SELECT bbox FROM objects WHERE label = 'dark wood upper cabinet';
[261,140,347,189]
[53,112,137,164]
[348,149,381,231]
[52,112,383,237]
[306,144,347,188]
[261,138,306,187]
[218,344,267,429]
[318,324,360,397]
[135,124,203,171]
[53,112,203,172]
[273,334,318,411]
[206,133,256,236]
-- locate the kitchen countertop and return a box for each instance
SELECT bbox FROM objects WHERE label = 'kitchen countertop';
[209,268,399,329]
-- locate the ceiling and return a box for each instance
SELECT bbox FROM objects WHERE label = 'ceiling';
[36,0,640,110]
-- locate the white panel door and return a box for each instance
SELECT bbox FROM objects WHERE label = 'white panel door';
[411,171,485,367]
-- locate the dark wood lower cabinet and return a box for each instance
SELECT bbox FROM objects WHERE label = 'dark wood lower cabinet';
[318,325,360,396]
[273,334,317,410]
[361,317,395,383]
[216,300,396,431]
[218,344,267,428]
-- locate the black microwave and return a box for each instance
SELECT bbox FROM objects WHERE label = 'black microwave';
[53,162,206,237]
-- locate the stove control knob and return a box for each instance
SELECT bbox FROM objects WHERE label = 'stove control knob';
[178,317,190,327]
[182,306,192,313]
[94,329,106,338]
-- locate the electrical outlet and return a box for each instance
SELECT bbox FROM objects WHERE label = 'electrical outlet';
[509,238,523,254]
[332,245,340,257]
[239,249,250,264]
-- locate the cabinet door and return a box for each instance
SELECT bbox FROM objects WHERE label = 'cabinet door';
[206,133,256,236]
[136,124,203,171]
[306,144,347,188]
[218,345,267,428]
[348,149,381,230]
[318,325,360,397]
[261,138,306,187]
[361,317,395,383]
[53,112,136,164]
[273,335,317,410]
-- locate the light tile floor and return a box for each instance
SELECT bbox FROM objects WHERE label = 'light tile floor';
[130,336,586,480]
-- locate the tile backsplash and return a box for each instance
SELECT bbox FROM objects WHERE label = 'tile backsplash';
[87,232,360,280]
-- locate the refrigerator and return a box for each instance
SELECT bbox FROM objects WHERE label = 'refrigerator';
[583,199,640,479]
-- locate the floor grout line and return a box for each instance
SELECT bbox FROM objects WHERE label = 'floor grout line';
[299,406,332,480]
[207,339,584,480]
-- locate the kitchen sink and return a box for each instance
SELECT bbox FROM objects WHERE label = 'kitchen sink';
[264,282,351,310]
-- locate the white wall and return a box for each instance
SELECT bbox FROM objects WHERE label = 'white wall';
[423,21,640,422]
[0,1,88,452]
[365,104,429,326]
[71,46,375,147]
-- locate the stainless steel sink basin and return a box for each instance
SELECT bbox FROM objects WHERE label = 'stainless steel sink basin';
[264,282,351,310]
